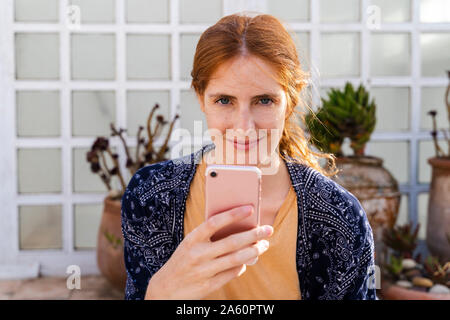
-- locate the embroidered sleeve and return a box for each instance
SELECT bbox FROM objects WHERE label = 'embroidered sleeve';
[341,193,377,300]
[306,188,377,300]
[121,180,151,300]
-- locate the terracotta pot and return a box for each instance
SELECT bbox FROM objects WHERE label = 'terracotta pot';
[332,156,401,266]
[427,157,450,262]
[97,196,127,291]
[380,280,450,300]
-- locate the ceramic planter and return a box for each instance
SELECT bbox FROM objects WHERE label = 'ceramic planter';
[97,196,127,292]
[427,157,450,262]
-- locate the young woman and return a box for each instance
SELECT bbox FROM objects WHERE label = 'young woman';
[121,13,377,300]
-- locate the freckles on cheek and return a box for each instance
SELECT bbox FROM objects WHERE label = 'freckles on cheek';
[259,111,284,128]
[205,114,229,134]
[265,112,286,137]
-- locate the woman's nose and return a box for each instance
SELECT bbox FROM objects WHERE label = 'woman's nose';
[233,106,256,133]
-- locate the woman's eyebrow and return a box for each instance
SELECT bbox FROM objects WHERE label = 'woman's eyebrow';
[208,92,280,99]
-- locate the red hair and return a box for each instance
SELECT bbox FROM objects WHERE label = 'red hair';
[190,13,337,177]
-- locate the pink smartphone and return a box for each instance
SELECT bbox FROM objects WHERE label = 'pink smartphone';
[205,164,261,242]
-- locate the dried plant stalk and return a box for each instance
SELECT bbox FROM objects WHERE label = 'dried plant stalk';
[428,70,450,158]
[87,103,179,198]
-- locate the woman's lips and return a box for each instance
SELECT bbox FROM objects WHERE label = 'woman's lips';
[226,137,263,150]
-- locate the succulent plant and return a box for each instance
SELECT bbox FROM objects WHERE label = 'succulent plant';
[306,82,376,157]
[383,254,403,281]
[423,256,450,285]
[382,222,420,260]
[382,222,450,290]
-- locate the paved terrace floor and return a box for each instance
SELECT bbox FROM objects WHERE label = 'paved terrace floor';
[0,275,124,300]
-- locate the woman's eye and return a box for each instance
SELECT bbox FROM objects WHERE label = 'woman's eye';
[259,98,273,105]
[216,97,231,105]
[215,97,273,106]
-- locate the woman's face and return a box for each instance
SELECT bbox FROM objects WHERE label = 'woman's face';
[197,54,288,168]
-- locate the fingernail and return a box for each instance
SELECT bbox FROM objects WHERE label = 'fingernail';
[260,240,269,250]
[246,257,258,266]
[263,225,273,236]
[233,205,252,216]
[257,226,271,237]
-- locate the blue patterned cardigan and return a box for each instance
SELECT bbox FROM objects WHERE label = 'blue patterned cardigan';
[121,143,377,300]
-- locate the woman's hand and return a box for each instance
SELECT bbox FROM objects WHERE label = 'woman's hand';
[145,205,274,300]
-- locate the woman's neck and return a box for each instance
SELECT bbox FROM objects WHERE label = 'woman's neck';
[259,153,291,198]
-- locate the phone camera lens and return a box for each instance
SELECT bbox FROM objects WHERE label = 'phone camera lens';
[210,171,217,177]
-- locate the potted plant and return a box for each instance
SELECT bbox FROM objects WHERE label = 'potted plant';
[426,70,450,263]
[379,222,450,300]
[86,104,179,291]
[305,82,401,266]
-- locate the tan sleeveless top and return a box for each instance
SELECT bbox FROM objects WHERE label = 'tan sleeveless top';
[183,156,301,300]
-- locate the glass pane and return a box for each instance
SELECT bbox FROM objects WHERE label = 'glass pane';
[129,145,171,167]
[319,87,329,97]
[15,0,59,22]
[179,90,207,137]
[126,90,170,138]
[128,146,137,163]
[418,140,444,183]
[16,90,60,137]
[420,33,450,77]
[297,82,313,115]
[15,33,59,80]
[126,0,169,23]
[72,91,115,137]
[71,33,115,80]
[395,194,409,226]
[18,148,62,194]
[370,33,410,76]
[127,34,170,80]
[73,147,118,193]
[420,87,447,130]
[19,205,62,250]
[367,141,409,184]
[417,193,429,240]
[267,0,310,22]
[180,34,201,81]
[69,0,115,23]
[320,0,360,22]
[292,32,310,72]
[320,33,360,77]
[174,144,196,158]
[179,0,222,24]
[371,87,410,132]
[134,142,201,161]
[420,0,450,23]
[319,85,347,111]
[370,0,411,23]
[74,203,102,250]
